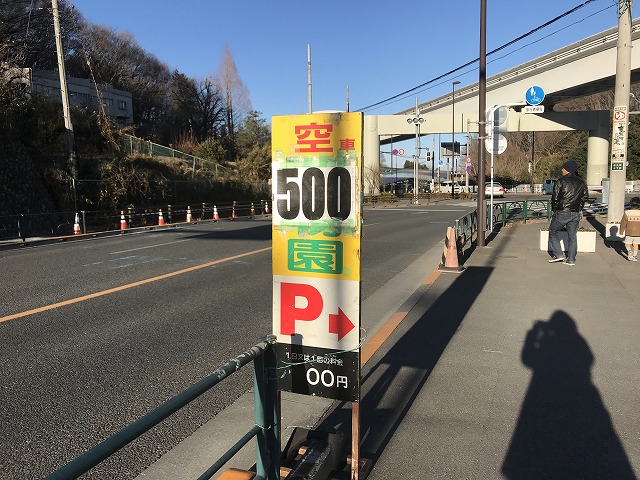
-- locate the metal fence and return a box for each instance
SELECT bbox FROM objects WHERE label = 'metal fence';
[455,199,553,254]
[122,134,226,176]
[44,337,280,480]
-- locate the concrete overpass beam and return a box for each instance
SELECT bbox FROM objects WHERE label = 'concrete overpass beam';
[587,112,610,187]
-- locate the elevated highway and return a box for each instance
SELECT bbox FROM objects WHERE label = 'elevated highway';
[364,19,640,191]
[397,19,640,116]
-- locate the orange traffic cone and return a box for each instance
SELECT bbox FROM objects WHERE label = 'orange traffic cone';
[213,205,219,221]
[120,211,127,231]
[186,206,192,223]
[250,203,255,218]
[73,212,81,235]
[438,227,464,273]
[231,203,236,220]
[158,208,165,226]
[264,201,270,215]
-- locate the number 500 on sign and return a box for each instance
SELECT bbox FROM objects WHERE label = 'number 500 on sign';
[274,166,355,224]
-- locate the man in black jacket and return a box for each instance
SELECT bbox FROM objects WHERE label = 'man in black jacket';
[548,160,589,266]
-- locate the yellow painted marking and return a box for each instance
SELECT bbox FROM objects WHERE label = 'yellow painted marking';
[423,269,441,285]
[361,311,407,366]
[0,247,272,324]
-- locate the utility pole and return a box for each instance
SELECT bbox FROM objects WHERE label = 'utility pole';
[607,0,633,229]
[52,0,77,211]
[307,44,312,114]
[477,0,487,247]
[414,98,420,204]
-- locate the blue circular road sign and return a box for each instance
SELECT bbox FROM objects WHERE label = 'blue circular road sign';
[525,86,545,106]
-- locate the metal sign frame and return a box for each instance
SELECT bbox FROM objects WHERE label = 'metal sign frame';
[271,113,363,403]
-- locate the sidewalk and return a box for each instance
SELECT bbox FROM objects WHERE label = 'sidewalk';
[320,216,640,479]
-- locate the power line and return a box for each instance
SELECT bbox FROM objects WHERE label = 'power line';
[356,0,606,113]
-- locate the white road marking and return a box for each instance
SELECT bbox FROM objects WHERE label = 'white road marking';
[110,238,192,254]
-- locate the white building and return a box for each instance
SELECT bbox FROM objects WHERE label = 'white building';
[28,69,133,126]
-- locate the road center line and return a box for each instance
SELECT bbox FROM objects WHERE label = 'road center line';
[0,246,272,324]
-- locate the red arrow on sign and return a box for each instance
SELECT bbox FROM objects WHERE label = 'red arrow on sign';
[329,308,355,341]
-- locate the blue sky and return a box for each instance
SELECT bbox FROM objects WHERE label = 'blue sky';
[69,0,622,122]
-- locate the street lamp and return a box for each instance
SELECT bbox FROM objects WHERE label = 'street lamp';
[407,98,424,204]
[451,81,461,199]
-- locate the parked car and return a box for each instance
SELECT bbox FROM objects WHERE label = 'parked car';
[485,182,506,198]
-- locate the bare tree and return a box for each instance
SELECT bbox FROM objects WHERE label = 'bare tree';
[170,73,224,142]
[213,45,251,160]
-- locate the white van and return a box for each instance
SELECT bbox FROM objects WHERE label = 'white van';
[438,181,461,194]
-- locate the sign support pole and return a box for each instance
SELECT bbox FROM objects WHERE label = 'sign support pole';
[351,402,360,480]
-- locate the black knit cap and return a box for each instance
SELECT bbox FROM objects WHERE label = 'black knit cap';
[563,160,579,173]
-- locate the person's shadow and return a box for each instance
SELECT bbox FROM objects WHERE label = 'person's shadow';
[502,310,636,479]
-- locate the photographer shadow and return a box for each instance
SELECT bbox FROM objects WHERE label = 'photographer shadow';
[502,310,636,479]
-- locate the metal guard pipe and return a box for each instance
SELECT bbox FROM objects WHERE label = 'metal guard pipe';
[45,338,274,480]
[196,425,262,480]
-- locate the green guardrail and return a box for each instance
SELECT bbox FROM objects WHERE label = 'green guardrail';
[44,336,280,480]
[455,199,553,254]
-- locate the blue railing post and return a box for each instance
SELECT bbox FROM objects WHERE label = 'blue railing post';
[253,336,280,480]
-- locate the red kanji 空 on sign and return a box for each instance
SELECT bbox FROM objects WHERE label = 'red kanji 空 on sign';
[295,123,333,153]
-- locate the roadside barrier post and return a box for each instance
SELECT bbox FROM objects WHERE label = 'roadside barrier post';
[167,204,172,224]
[81,211,87,235]
[18,214,26,242]
[253,338,280,479]
[127,207,133,229]
[501,202,508,227]
[201,202,206,221]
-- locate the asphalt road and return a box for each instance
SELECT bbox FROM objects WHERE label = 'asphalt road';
[0,200,475,479]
